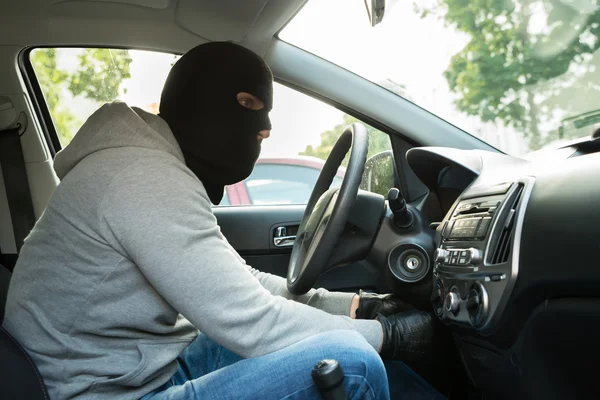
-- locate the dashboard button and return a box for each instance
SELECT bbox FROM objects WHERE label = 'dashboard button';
[476,217,492,238]
[442,221,454,237]
[460,250,468,257]
[450,255,458,265]
[468,218,481,227]
[458,257,467,265]
[453,227,472,238]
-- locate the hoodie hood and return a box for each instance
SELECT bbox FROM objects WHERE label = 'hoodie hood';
[54,102,184,179]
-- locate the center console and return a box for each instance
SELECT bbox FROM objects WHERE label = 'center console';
[431,178,535,334]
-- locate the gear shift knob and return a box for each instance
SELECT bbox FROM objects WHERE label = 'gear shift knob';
[311,359,347,400]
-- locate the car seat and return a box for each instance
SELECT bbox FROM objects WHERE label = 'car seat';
[0,263,49,399]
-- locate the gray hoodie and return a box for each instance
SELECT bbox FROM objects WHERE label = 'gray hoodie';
[3,102,383,400]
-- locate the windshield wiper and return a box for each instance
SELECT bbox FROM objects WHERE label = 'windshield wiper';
[559,110,600,139]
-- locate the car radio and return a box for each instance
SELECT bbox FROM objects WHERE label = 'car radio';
[431,179,535,333]
[433,198,499,270]
[443,200,498,241]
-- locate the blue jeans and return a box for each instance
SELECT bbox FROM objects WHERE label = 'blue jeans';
[142,330,444,400]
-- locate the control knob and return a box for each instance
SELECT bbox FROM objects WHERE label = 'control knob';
[468,248,482,264]
[444,291,460,315]
[466,282,488,327]
[434,248,449,263]
[431,280,444,316]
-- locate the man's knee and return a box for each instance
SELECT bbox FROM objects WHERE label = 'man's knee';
[315,330,381,361]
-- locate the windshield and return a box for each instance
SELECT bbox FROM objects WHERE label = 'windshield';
[281,0,600,155]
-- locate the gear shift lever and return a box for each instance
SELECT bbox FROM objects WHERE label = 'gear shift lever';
[311,359,347,400]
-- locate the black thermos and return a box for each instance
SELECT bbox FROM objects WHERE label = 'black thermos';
[311,359,348,400]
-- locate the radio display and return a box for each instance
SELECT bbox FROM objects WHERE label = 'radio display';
[444,199,501,241]
[447,217,492,240]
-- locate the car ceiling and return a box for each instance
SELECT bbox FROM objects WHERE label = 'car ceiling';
[0,0,306,55]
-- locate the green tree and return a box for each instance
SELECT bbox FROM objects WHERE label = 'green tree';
[301,114,392,166]
[31,48,132,144]
[31,49,78,144]
[417,0,600,150]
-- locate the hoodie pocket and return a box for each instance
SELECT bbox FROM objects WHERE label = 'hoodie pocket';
[89,340,189,393]
[88,345,149,393]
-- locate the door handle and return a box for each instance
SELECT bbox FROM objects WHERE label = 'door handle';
[273,226,296,248]
[273,235,296,247]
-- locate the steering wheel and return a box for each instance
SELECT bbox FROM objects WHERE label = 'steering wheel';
[287,123,369,295]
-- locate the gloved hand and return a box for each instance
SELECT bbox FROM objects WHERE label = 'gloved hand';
[377,310,435,365]
[355,290,413,320]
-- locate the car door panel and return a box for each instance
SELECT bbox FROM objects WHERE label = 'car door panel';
[214,206,379,292]
[214,205,304,253]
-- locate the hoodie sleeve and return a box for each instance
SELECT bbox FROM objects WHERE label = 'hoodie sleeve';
[221,241,357,316]
[244,264,356,316]
[99,157,382,358]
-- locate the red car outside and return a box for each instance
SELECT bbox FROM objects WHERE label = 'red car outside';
[222,156,346,206]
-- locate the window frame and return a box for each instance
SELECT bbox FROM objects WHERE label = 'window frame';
[19,46,62,156]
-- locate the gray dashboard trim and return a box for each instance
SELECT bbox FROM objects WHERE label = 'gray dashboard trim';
[481,176,536,333]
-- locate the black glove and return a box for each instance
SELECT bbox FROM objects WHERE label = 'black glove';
[377,310,435,365]
[355,290,413,319]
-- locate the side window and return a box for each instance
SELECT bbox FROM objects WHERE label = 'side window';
[29,48,394,206]
[29,48,177,145]
[236,163,344,205]
[225,84,394,205]
[220,190,231,206]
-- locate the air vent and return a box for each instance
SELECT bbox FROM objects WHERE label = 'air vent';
[490,184,524,264]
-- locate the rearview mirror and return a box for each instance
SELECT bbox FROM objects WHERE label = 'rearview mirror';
[360,150,397,196]
[364,0,386,27]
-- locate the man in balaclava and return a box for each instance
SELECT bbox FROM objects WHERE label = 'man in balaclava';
[3,42,441,400]
[160,41,274,205]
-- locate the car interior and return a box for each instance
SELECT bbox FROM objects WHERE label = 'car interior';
[1,0,600,399]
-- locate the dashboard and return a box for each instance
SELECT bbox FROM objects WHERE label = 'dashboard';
[405,140,600,399]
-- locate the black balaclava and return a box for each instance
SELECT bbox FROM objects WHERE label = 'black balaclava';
[159,42,273,204]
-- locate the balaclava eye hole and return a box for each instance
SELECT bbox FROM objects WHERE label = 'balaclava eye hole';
[160,41,274,204]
